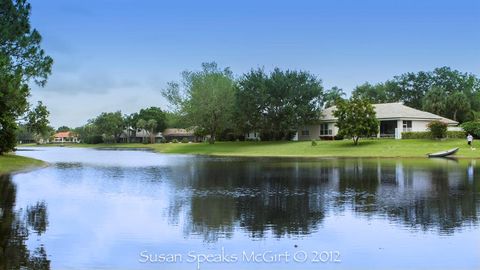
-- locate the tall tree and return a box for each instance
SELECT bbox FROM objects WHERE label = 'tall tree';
[333,98,379,145]
[324,86,346,108]
[26,101,51,143]
[93,111,124,143]
[122,114,136,143]
[146,119,157,144]
[131,107,167,133]
[0,0,53,154]
[234,69,268,137]
[56,126,70,132]
[136,119,147,143]
[390,71,432,109]
[165,111,188,128]
[162,62,236,143]
[73,121,103,144]
[352,82,388,103]
[236,68,324,140]
[422,87,447,116]
[446,91,471,122]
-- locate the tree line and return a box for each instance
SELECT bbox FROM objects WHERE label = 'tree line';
[21,63,480,146]
[73,107,168,144]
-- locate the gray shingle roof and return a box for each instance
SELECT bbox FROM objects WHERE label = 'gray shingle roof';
[321,102,458,125]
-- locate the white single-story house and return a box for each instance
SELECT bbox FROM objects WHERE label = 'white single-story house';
[297,102,459,140]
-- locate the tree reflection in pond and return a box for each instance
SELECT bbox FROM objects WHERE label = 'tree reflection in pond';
[168,158,479,241]
[0,175,50,270]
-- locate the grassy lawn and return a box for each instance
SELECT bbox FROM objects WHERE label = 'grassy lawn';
[0,154,47,175]
[32,138,480,158]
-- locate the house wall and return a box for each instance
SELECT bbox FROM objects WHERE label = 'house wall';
[331,124,339,137]
[411,120,431,132]
[393,119,432,139]
[297,125,320,141]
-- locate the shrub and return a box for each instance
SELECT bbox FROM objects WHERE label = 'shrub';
[401,131,431,139]
[181,138,189,143]
[427,121,447,139]
[461,121,480,138]
[83,135,104,144]
[172,139,179,143]
[311,140,317,146]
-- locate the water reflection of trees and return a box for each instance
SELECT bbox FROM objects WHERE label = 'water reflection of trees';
[168,158,479,241]
[0,175,50,270]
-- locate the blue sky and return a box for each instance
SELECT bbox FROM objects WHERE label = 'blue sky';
[28,0,480,127]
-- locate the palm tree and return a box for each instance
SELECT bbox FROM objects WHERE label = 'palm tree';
[146,119,157,144]
[136,119,147,143]
[324,86,346,108]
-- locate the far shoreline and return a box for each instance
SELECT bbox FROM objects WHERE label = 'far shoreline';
[17,139,480,159]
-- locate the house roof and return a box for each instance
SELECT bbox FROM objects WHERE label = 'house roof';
[54,131,75,138]
[163,128,194,136]
[321,102,458,125]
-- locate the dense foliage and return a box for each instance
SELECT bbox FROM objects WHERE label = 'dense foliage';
[460,121,480,138]
[235,68,323,140]
[92,111,124,143]
[333,98,379,145]
[130,107,166,133]
[351,67,480,123]
[0,0,53,154]
[26,101,52,143]
[162,62,236,143]
[323,86,345,108]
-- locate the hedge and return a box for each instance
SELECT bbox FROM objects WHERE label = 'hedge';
[446,131,466,138]
[401,131,431,139]
[401,131,466,139]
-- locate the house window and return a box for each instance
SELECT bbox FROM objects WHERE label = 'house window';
[403,120,412,132]
[320,124,332,135]
[301,129,309,136]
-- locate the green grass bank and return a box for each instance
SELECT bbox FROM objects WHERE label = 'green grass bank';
[26,138,480,158]
[0,154,47,175]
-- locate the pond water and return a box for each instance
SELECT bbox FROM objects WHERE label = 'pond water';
[1,147,479,270]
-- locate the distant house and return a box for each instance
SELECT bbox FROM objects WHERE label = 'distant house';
[119,128,163,143]
[53,131,79,143]
[297,102,459,140]
[245,131,260,141]
[163,128,196,142]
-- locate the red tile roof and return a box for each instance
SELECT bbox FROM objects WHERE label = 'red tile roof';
[54,131,74,138]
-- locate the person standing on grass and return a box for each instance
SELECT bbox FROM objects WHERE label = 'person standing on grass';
[467,133,473,148]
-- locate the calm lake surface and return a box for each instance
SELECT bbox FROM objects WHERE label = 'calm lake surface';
[2,147,479,270]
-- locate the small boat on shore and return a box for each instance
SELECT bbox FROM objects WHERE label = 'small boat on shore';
[427,147,459,158]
